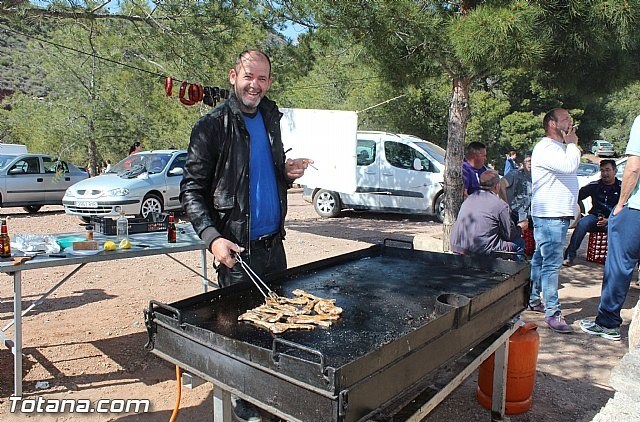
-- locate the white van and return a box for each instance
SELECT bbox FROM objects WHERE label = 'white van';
[302,131,445,222]
[0,143,28,155]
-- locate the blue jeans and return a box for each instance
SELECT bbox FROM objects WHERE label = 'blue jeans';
[564,214,605,260]
[493,237,526,261]
[595,207,640,328]
[529,216,571,317]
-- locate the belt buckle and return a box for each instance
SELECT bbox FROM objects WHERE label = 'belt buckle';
[253,233,275,248]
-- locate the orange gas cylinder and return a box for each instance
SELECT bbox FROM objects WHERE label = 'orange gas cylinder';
[476,321,540,414]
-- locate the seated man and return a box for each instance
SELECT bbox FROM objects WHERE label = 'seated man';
[451,169,527,258]
[563,159,621,266]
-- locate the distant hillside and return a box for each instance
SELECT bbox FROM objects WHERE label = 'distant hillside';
[0,26,46,101]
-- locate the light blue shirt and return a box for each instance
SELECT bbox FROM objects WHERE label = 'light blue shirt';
[625,115,640,210]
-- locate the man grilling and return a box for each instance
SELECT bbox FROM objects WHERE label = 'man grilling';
[451,169,527,259]
[181,50,311,422]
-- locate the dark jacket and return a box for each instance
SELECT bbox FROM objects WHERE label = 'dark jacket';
[504,168,532,222]
[450,189,521,255]
[180,92,289,251]
[579,178,621,218]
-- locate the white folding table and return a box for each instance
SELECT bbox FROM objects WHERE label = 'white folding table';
[0,224,209,397]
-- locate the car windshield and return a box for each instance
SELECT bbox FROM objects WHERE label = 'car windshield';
[577,163,599,176]
[110,153,171,177]
[414,141,445,165]
[0,155,16,170]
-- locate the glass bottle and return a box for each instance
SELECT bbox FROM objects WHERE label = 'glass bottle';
[167,212,176,243]
[85,224,94,241]
[0,218,11,258]
[116,211,128,242]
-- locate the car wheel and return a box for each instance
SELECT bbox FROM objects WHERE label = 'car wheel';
[140,194,163,218]
[23,205,41,214]
[434,194,445,223]
[313,189,341,218]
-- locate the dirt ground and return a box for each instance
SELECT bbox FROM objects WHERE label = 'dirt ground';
[1,191,638,421]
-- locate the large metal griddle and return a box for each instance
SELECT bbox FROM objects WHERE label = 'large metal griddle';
[145,244,529,422]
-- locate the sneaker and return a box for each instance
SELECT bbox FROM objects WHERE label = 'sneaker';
[562,258,574,267]
[527,302,545,313]
[231,396,262,422]
[579,320,621,341]
[544,311,573,333]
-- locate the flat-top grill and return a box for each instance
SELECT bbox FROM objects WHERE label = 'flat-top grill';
[145,245,529,421]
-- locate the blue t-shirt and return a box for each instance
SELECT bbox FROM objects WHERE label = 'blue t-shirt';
[462,159,488,195]
[243,111,281,240]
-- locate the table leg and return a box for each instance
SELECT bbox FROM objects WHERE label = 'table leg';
[201,250,208,293]
[13,270,23,397]
[213,386,232,422]
[491,335,509,421]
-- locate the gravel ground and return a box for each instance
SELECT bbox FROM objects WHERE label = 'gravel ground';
[1,191,638,421]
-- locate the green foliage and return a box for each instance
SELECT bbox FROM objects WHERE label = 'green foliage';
[601,81,640,153]
[498,111,543,154]
[449,2,545,73]
[0,0,273,167]
[466,89,511,162]
[2,0,640,180]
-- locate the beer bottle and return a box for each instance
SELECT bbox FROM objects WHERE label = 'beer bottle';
[0,218,11,258]
[167,213,176,243]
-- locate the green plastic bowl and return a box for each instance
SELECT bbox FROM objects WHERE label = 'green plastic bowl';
[56,236,86,250]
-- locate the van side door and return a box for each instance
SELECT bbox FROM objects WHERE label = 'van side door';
[348,138,380,207]
[378,140,441,211]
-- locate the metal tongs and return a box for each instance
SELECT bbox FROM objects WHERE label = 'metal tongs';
[234,251,280,300]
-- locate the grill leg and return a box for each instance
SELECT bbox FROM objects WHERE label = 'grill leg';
[490,338,509,421]
[213,386,232,422]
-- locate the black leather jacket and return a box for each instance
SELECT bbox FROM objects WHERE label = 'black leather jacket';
[180,92,288,251]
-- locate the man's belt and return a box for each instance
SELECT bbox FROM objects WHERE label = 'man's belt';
[250,233,279,249]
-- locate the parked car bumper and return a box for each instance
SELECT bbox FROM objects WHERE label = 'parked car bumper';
[302,186,313,203]
[63,199,141,217]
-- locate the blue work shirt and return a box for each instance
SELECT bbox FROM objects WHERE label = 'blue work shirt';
[244,111,280,240]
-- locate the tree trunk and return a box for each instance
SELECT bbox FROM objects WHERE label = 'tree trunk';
[442,77,471,251]
[88,53,98,176]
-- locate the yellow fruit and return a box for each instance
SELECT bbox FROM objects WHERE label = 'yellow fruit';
[103,241,117,251]
[119,239,131,249]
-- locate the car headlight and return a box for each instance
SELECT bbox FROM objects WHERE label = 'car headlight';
[64,189,75,198]
[107,187,130,196]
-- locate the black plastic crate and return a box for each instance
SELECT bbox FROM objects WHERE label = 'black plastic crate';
[90,214,168,235]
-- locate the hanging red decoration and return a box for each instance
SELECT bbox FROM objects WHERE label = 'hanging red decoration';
[165,76,173,97]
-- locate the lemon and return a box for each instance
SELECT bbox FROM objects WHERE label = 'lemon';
[119,239,131,249]
[103,241,117,251]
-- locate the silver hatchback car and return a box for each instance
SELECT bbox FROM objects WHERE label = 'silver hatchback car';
[63,150,187,219]
[0,153,89,213]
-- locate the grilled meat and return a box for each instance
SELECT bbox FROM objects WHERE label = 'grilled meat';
[238,289,342,333]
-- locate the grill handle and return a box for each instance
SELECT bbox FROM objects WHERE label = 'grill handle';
[272,338,326,374]
[147,300,183,326]
[383,238,414,249]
